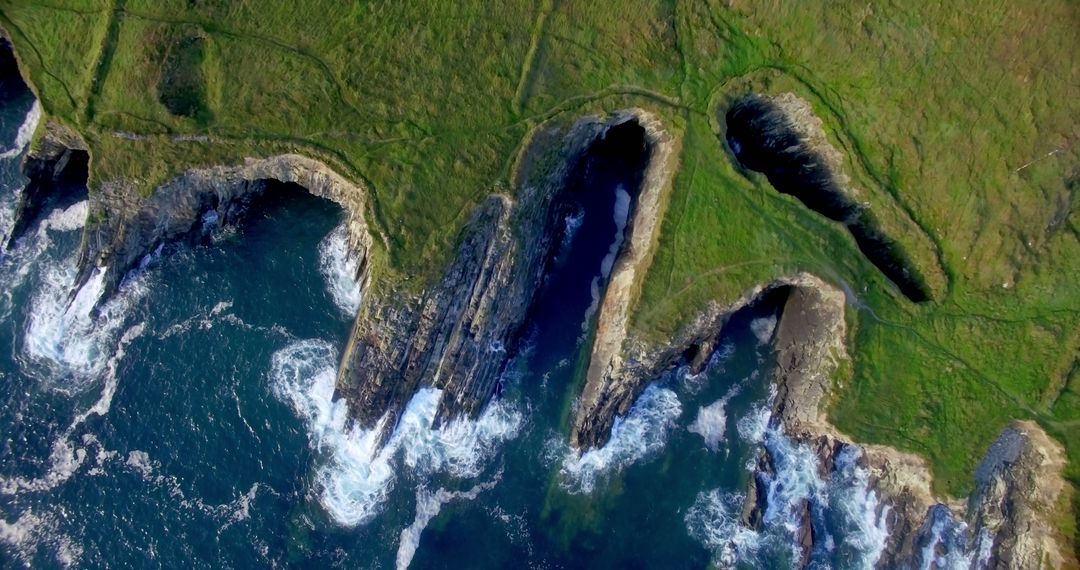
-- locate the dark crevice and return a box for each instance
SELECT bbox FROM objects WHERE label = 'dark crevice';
[521,119,650,364]
[78,178,343,315]
[8,148,89,250]
[0,37,91,250]
[725,94,932,303]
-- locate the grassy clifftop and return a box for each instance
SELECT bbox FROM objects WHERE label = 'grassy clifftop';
[2,0,1077,536]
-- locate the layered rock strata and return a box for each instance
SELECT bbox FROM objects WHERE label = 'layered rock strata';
[336,110,672,437]
[73,154,375,308]
[641,273,1071,568]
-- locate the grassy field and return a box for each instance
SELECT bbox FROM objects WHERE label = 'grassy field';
[2,0,1077,543]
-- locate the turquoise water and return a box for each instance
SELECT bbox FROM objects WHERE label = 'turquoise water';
[0,88,905,569]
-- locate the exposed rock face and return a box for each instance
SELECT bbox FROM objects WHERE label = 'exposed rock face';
[569,111,678,449]
[572,277,792,450]
[336,110,667,436]
[966,421,1068,570]
[7,121,89,249]
[74,154,374,307]
[580,270,1070,567]
[748,275,1069,569]
[725,93,939,303]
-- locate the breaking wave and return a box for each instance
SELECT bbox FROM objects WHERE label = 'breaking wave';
[918,505,993,570]
[23,260,149,387]
[317,224,363,316]
[0,100,40,159]
[685,490,766,567]
[687,401,891,569]
[270,339,521,527]
[559,383,681,493]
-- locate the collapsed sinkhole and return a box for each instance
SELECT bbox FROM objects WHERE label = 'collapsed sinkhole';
[725,95,931,303]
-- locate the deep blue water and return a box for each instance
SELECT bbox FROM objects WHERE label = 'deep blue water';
[0,88,910,570]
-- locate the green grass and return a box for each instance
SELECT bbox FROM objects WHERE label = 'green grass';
[2,0,1077,543]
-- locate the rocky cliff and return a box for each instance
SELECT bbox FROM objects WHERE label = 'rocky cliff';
[6,121,88,250]
[720,274,1070,569]
[24,106,671,445]
[72,153,375,310]
[336,110,668,438]
[568,111,678,449]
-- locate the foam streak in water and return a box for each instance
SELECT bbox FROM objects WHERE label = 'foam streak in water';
[1,323,146,495]
[271,340,521,527]
[583,184,633,332]
[0,100,41,159]
[317,224,363,315]
[395,475,501,570]
[559,383,681,493]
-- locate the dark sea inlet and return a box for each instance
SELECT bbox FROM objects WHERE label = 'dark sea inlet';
[0,80,946,570]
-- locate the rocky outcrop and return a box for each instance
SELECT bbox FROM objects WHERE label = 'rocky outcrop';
[965,421,1069,569]
[725,93,941,303]
[569,111,678,449]
[578,269,1070,567]
[572,276,793,450]
[747,274,1069,569]
[336,110,666,437]
[74,154,374,307]
[7,121,88,249]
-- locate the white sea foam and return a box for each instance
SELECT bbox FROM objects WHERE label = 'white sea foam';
[395,476,500,570]
[829,446,891,569]
[688,399,728,451]
[735,401,771,446]
[918,505,994,570]
[0,100,41,159]
[559,383,681,493]
[750,315,777,345]
[689,401,894,568]
[24,262,148,386]
[685,490,766,567]
[1,323,145,496]
[583,184,633,332]
[600,184,631,279]
[688,381,745,451]
[0,508,82,568]
[270,339,521,527]
[0,201,88,317]
[317,224,363,315]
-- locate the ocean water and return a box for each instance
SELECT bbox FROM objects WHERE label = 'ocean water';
[0,87,940,569]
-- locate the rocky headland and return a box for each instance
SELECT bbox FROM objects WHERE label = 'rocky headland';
[335,110,673,439]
